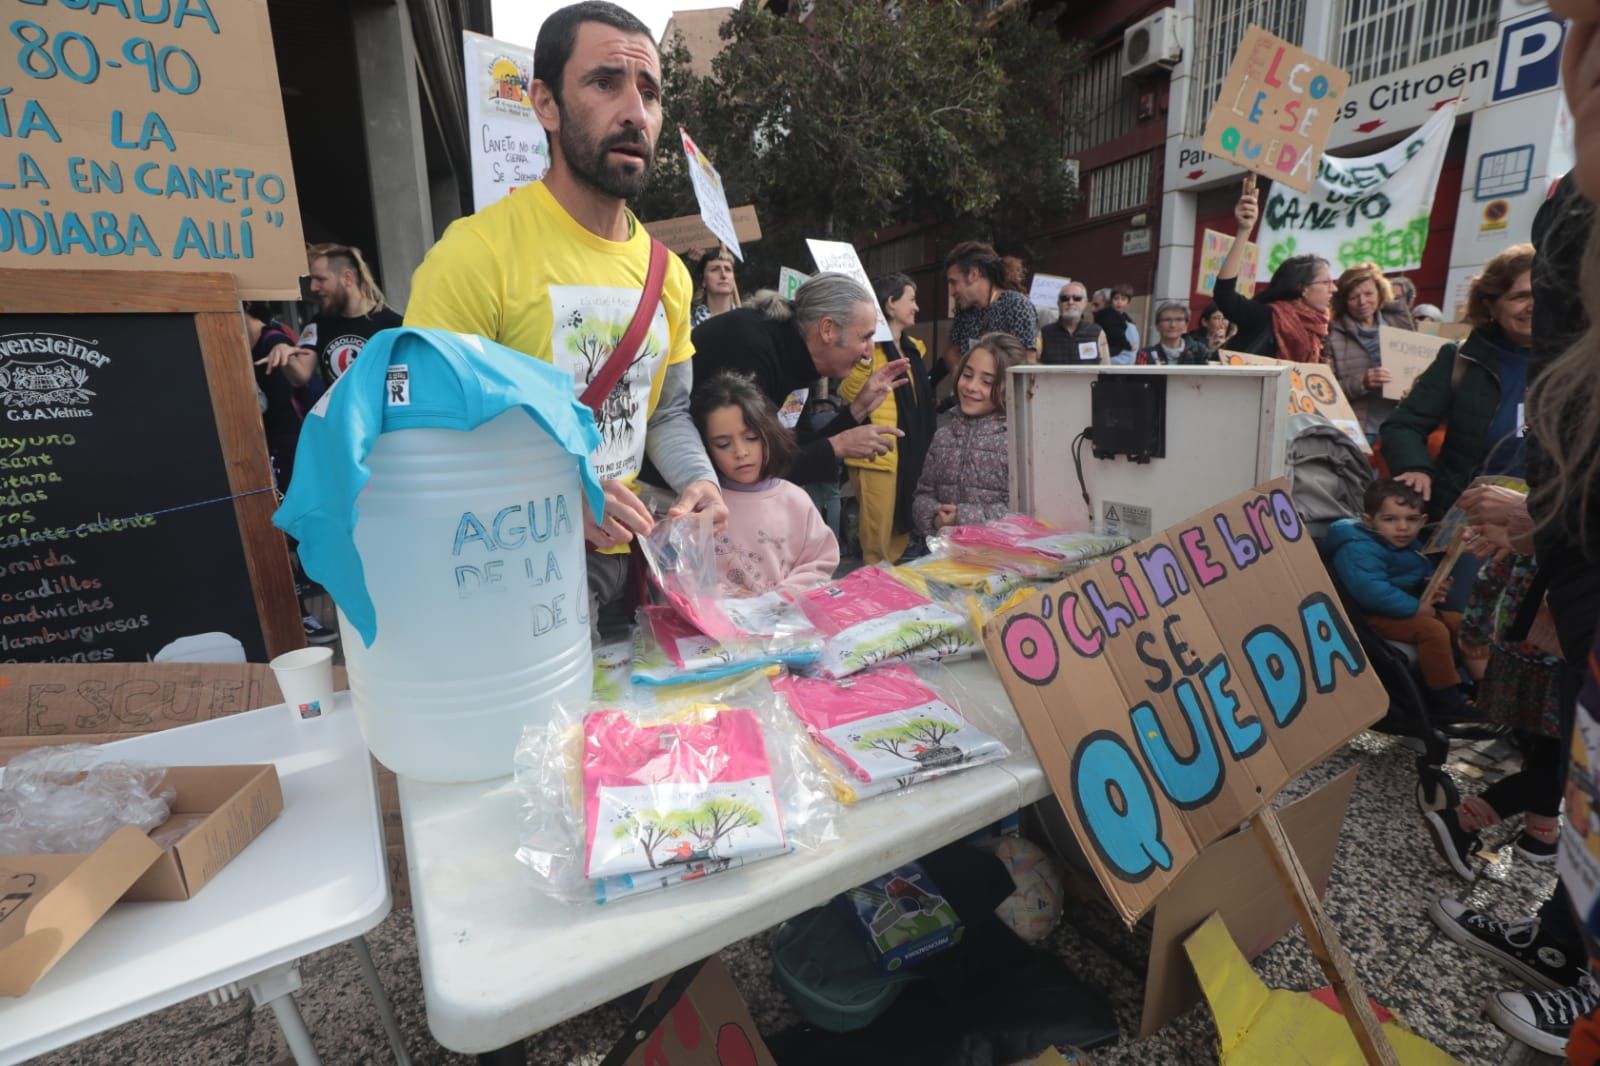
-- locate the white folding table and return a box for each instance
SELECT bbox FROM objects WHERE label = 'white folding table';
[398,658,1050,1057]
[0,695,407,1066]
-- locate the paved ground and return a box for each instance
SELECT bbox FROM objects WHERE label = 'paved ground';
[28,729,1574,1065]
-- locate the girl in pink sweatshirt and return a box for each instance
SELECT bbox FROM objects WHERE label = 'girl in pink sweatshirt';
[692,371,840,595]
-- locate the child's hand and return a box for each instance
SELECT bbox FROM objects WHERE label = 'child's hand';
[934,504,959,529]
[1428,578,1451,607]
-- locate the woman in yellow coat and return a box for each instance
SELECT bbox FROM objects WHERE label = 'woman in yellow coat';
[839,274,937,564]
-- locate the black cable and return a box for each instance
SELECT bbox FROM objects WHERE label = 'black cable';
[1071,428,1092,512]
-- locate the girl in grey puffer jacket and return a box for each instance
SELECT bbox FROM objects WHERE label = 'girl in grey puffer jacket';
[912,332,1022,535]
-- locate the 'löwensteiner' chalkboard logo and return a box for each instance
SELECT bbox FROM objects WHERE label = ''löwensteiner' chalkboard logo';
[0,335,103,421]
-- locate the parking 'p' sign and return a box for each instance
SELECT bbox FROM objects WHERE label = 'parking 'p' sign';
[1202,27,1350,194]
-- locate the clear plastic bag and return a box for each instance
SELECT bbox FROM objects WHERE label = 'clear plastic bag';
[631,604,821,687]
[794,566,975,678]
[0,744,174,854]
[931,514,1131,581]
[773,661,1023,804]
[514,669,838,904]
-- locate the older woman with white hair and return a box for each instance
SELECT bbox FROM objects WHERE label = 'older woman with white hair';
[692,272,909,484]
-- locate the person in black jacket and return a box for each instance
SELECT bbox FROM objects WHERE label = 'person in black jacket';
[691,273,907,486]
[1212,175,1335,363]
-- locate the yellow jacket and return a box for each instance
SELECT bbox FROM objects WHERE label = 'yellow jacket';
[838,335,926,472]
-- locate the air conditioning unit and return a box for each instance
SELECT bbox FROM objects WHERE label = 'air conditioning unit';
[1122,9,1182,77]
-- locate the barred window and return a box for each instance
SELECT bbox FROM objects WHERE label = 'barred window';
[1088,153,1151,217]
[1185,0,1305,137]
[1062,47,1139,154]
[1336,0,1497,85]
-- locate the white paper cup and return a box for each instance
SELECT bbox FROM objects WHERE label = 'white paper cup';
[270,647,336,721]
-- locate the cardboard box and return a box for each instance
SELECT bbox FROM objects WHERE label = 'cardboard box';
[0,825,164,997]
[624,955,778,1066]
[124,765,282,901]
[839,862,963,974]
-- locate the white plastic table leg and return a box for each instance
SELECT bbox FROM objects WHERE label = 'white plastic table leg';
[242,960,322,1066]
[352,936,413,1066]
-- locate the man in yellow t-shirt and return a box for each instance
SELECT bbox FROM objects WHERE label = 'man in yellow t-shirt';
[406,1,725,624]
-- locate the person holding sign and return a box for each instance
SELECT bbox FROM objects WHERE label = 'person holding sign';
[1324,264,1417,441]
[835,274,936,564]
[1381,245,1535,522]
[1212,175,1334,363]
[404,1,726,623]
[691,273,908,485]
[690,247,738,326]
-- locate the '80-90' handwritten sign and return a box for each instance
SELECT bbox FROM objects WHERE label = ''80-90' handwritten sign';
[0,1,305,297]
[981,481,1384,923]
[1202,27,1350,194]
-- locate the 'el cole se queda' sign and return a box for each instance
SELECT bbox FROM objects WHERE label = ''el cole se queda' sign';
[982,480,1385,923]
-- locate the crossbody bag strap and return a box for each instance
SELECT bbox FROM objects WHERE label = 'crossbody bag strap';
[579,237,671,413]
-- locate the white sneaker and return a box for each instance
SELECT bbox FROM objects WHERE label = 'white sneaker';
[1486,971,1600,1055]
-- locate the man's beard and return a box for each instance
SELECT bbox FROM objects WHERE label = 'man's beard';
[560,110,654,200]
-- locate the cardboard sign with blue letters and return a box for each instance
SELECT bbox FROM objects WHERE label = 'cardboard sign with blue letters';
[981,479,1385,923]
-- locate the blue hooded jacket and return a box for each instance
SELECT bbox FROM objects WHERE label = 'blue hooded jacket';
[1324,516,1433,619]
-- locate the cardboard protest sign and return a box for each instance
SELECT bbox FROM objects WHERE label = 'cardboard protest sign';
[807,239,893,342]
[645,206,762,254]
[1028,272,1073,311]
[1202,27,1350,193]
[681,129,742,261]
[624,956,778,1066]
[1197,231,1258,298]
[1222,352,1370,455]
[1415,321,1472,342]
[463,31,548,211]
[778,266,809,301]
[0,3,305,298]
[981,480,1385,923]
[1141,768,1358,1036]
[1378,327,1446,401]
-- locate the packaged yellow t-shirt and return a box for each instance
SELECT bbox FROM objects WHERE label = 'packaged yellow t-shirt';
[405,181,694,497]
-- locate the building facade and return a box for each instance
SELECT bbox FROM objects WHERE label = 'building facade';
[1156,0,1568,319]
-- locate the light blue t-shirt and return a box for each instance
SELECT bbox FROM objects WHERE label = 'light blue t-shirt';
[274,327,604,646]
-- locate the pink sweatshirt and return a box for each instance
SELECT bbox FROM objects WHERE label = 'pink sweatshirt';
[715,478,840,596]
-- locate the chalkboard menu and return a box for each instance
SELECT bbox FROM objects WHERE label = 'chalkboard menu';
[0,270,300,664]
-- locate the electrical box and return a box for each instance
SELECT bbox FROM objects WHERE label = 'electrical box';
[1008,365,1289,540]
[1122,9,1182,77]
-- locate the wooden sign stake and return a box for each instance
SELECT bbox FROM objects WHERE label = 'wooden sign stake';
[1253,806,1401,1066]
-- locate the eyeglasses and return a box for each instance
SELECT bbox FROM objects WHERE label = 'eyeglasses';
[1059,295,1085,303]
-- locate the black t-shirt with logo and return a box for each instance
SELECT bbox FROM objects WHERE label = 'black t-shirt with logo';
[301,307,404,384]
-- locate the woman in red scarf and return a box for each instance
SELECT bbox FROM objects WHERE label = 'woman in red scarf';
[1211,174,1335,363]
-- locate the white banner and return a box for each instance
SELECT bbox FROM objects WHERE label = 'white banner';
[1255,102,1458,281]
[681,129,742,261]
[463,31,549,212]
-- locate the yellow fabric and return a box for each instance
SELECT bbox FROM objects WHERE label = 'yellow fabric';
[404,182,695,553]
[849,466,908,565]
[1186,913,1459,1065]
[837,336,926,473]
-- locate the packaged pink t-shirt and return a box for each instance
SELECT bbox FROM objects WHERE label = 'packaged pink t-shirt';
[582,707,786,879]
[773,666,1005,788]
[796,567,971,678]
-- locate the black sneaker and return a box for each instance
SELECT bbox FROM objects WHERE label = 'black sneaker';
[1486,972,1600,1055]
[1429,897,1586,990]
[1423,807,1482,880]
[1515,832,1560,867]
[301,614,339,646]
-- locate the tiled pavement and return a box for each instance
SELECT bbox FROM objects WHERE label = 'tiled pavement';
[28,730,1573,1066]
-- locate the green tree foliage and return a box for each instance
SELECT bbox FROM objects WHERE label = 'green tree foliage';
[851,717,960,761]
[634,0,1084,285]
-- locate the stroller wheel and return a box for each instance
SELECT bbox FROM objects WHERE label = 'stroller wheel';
[1415,771,1459,813]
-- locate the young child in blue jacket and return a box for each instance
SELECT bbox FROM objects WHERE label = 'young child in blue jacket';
[1326,478,1467,716]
